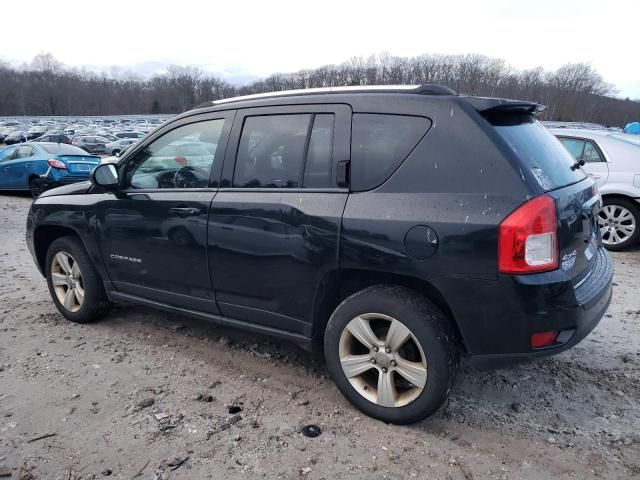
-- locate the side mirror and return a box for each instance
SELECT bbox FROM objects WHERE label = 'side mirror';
[91,163,119,189]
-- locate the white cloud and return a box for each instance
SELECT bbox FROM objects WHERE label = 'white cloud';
[3,0,639,97]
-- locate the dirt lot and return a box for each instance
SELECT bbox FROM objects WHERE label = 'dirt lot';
[0,193,639,480]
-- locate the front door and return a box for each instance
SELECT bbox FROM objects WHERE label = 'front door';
[97,112,233,313]
[209,104,351,335]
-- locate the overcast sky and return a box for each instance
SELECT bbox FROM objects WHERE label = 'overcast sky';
[3,0,639,98]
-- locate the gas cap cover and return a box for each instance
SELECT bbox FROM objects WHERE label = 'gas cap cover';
[404,225,439,260]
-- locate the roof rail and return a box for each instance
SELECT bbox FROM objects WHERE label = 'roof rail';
[200,84,457,107]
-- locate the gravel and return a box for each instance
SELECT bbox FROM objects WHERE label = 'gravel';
[0,193,639,479]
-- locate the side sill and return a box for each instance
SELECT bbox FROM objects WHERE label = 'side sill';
[108,290,313,350]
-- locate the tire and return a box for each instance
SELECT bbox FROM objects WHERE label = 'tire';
[598,197,640,251]
[29,177,46,199]
[324,285,458,424]
[45,236,111,323]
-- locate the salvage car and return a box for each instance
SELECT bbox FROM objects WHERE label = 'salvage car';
[26,85,613,424]
[1,142,100,197]
[551,128,640,250]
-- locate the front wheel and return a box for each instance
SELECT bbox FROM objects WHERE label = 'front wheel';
[598,197,640,251]
[45,236,111,323]
[324,285,458,424]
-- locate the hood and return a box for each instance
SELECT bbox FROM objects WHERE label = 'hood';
[39,181,92,198]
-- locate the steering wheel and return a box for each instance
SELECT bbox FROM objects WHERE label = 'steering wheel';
[173,165,209,188]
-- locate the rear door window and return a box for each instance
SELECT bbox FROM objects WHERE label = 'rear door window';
[350,114,431,191]
[493,119,586,190]
[234,113,335,189]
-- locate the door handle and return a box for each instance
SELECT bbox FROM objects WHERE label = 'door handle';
[588,174,601,179]
[169,207,200,217]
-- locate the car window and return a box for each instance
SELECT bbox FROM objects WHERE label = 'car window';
[234,114,310,188]
[234,113,336,189]
[0,148,16,162]
[304,114,335,188]
[558,138,585,161]
[125,118,225,189]
[582,141,604,162]
[15,146,34,159]
[351,114,431,191]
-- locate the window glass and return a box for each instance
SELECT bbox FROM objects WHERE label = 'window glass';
[351,114,431,191]
[304,114,334,188]
[16,146,33,158]
[125,119,224,189]
[0,147,16,162]
[494,119,586,191]
[41,144,89,155]
[582,141,604,162]
[234,114,311,188]
[558,138,585,161]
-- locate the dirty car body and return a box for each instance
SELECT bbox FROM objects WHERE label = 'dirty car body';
[26,85,613,422]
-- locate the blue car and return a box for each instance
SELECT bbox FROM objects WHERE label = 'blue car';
[0,142,101,197]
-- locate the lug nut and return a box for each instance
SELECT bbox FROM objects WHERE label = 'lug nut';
[390,360,396,367]
[373,346,379,352]
[371,358,376,364]
[382,367,388,373]
[385,347,391,353]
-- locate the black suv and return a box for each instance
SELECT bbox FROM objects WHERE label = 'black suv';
[26,85,613,424]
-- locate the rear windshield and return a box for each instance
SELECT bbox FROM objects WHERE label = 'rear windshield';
[492,117,586,190]
[41,144,91,155]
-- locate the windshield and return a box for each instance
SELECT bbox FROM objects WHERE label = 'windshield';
[493,118,586,191]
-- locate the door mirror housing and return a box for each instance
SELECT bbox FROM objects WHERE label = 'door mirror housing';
[91,163,119,189]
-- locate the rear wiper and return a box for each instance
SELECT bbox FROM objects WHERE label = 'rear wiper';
[570,159,585,171]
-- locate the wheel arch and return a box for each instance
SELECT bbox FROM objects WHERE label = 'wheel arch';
[33,224,84,274]
[311,268,464,353]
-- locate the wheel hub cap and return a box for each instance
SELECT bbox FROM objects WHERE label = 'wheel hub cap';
[598,204,636,246]
[339,313,428,408]
[51,251,84,313]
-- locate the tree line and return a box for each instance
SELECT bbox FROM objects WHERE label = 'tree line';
[1,52,638,126]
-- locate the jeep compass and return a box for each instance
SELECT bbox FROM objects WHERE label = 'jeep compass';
[26,85,613,424]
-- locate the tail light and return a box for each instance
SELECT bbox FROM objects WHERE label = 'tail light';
[498,194,558,274]
[47,159,67,169]
[531,330,559,348]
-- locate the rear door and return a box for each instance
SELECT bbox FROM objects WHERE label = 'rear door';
[557,136,609,188]
[209,104,351,335]
[96,112,233,313]
[0,146,19,188]
[4,145,35,188]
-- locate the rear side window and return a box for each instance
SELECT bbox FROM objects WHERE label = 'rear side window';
[557,138,604,163]
[234,113,335,188]
[41,144,89,155]
[351,114,431,191]
[493,119,586,190]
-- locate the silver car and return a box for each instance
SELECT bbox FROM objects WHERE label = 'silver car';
[551,128,640,250]
[104,138,139,156]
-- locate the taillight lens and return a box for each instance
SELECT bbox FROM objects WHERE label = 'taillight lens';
[47,158,67,169]
[498,195,558,274]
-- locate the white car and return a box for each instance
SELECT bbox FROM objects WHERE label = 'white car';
[550,128,640,250]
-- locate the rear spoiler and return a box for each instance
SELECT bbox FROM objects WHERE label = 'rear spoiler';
[462,96,547,115]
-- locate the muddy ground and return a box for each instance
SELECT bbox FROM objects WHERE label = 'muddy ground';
[0,193,639,480]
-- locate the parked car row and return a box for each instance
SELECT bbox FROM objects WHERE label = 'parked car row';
[0,117,168,150]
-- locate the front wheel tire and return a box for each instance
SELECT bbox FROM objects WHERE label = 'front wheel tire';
[45,236,111,323]
[324,285,458,424]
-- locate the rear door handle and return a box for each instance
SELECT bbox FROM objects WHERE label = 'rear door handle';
[588,174,601,179]
[169,207,200,217]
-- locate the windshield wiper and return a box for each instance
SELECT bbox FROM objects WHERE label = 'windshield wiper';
[570,159,585,171]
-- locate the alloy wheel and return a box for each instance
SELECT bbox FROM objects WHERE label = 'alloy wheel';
[339,313,427,408]
[598,204,636,246]
[51,251,85,313]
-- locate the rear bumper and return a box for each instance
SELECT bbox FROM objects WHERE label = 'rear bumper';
[432,247,614,369]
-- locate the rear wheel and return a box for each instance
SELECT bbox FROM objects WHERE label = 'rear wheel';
[324,285,458,424]
[29,177,46,198]
[45,236,111,323]
[598,197,640,251]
